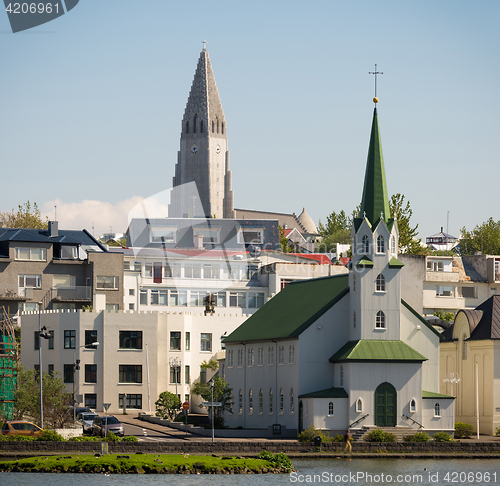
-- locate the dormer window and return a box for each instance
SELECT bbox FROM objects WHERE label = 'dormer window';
[362,235,369,254]
[377,235,385,253]
[15,247,46,261]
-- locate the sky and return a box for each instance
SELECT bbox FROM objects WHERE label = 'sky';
[1,0,499,240]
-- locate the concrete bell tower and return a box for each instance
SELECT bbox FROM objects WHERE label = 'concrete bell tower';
[169,44,235,219]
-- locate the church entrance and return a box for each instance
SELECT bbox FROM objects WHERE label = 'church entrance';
[375,382,397,426]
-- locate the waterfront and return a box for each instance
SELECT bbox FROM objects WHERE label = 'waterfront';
[0,458,499,485]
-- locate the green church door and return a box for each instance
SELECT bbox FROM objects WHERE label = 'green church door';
[375,382,397,426]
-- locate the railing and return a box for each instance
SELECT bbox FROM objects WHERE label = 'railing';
[402,414,423,429]
[0,286,32,300]
[349,413,369,429]
[51,286,91,301]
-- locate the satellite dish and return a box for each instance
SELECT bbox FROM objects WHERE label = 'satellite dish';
[248,245,262,258]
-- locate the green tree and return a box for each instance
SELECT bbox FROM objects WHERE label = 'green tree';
[0,201,48,229]
[190,359,232,427]
[279,225,294,253]
[14,366,72,428]
[155,391,181,420]
[433,309,456,323]
[389,194,422,254]
[317,210,351,253]
[458,218,500,256]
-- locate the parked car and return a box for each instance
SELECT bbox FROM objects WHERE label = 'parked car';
[76,412,99,434]
[92,416,124,437]
[1,421,43,437]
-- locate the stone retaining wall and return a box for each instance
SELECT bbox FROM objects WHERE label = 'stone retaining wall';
[1,441,500,454]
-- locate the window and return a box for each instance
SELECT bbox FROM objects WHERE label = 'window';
[119,394,142,409]
[63,364,74,383]
[340,365,344,386]
[237,349,243,367]
[119,331,142,350]
[96,276,119,290]
[15,247,46,261]
[259,389,263,413]
[248,389,253,414]
[53,275,76,288]
[149,227,176,243]
[434,402,441,417]
[462,334,467,360]
[140,290,147,305]
[390,235,396,254]
[238,389,243,414]
[245,264,259,281]
[258,347,264,366]
[184,263,201,278]
[248,292,265,308]
[133,262,141,272]
[203,264,220,278]
[328,402,334,415]
[170,290,187,306]
[269,388,273,413]
[214,292,226,307]
[376,274,386,292]
[119,365,142,383]
[169,365,180,384]
[106,304,119,311]
[151,290,167,305]
[200,367,206,384]
[362,235,369,254]
[436,286,455,297]
[280,388,284,414]
[194,230,220,246]
[170,331,181,350]
[229,292,246,308]
[144,263,153,278]
[185,332,190,351]
[60,246,78,259]
[201,333,212,352]
[268,346,274,365]
[129,303,135,310]
[85,330,97,348]
[64,330,75,349]
[237,229,264,245]
[185,365,190,384]
[356,399,363,413]
[247,348,254,366]
[85,364,97,383]
[190,290,208,307]
[278,346,285,365]
[18,274,41,289]
[228,349,233,367]
[353,311,356,329]
[460,286,477,298]
[290,388,294,413]
[427,260,444,272]
[289,345,295,364]
[376,310,386,329]
[85,394,97,408]
[377,235,385,253]
[48,330,54,350]
[410,399,416,413]
[34,331,40,350]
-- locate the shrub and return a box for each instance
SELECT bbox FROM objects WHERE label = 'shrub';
[495,427,500,437]
[69,436,100,441]
[122,435,138,442]
[298,424,325,442]
[37,430,64,441]
[258,450,293,473]
[455,422,473,439]
[102,431,121,442]
[365,429,396,442]
[403,432,430,442]
[433,431,452,442]
[12,435,36,441]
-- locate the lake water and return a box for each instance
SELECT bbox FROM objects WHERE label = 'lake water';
[0,458,499,485]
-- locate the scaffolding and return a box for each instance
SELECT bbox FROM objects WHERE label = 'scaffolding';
[0,307,18,420]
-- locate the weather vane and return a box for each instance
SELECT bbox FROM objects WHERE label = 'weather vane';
[369,64,383,103]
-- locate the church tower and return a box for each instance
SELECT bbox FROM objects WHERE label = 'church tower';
[349,101,402,342]
[169,45,235,219]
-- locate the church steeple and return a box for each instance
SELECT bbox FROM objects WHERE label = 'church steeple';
[359,107,390,226]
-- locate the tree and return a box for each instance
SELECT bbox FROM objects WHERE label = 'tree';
[457,218,500,256]
[0,201,48,229]
[190,359,232,427]
[155,391,181,420]
[389,194,422,254]
[14,365,72,428]
[317,210,351,253]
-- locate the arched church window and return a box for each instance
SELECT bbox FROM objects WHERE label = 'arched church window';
[356,399,363,412]
[362,235,369,254]
[376,310,385,329]
[391,235,396,254]
[290,388,294,413]
[186,121,189,134]
[353,311,356,329]
[280,388,284,413]
[377,235,385,253]
[238,389,242,414]
[376,274,386,292]
[193,114,197,133]
[328,402,334,415]
[217,118,220,133]
[434,402,440,417]
[269,388,273,413]
[462,334,467,360]
[259,389,263,413]
[248,389,253,414]
[410,399,416,413]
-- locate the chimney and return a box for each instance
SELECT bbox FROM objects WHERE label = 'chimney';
[48,221,58,237]
[194,234,204,250]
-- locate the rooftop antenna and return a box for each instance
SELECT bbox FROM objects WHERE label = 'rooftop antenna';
[369,63,383,103]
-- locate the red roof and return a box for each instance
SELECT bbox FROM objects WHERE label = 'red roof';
[289,254,332,264]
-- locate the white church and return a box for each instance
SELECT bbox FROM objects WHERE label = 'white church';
[223,103,455,437]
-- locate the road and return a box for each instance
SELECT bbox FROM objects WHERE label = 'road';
[122,422,181,442]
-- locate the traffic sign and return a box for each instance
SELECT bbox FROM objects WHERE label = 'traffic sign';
[103,403,111,411]
[182,401,189,410]
[202,402,222,407]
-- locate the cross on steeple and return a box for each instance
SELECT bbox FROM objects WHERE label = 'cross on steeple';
[202,39,207,51]
[369,64,383,98]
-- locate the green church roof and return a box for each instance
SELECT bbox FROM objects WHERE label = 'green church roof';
[356,256,374,268]
[422,390,454,399]
[299,387,349,399]
[223,274,349,343]
[389,257,405,268]
[329,340,428,363]
[360,108,391,226]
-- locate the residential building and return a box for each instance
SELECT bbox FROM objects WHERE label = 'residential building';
[0,222,124,316]
[223,102,454,437]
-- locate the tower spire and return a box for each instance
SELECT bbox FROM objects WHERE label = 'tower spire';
[359,105,390,226]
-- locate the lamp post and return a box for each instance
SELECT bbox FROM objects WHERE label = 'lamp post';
[169,356,182,399]
[73,341,99,424]
[209,378,214,443]
[38,303,51,429]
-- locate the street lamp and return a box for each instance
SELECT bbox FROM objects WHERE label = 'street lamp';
[73,341,99,424]
[169,356,182,399]
[209,378,214,443]
[37,303,51,429]
[443,372,460,396]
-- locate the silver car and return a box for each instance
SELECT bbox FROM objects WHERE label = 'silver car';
[92,416,125,437]
[76,412,99,434]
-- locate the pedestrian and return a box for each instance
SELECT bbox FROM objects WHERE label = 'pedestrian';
[344,429,352,453]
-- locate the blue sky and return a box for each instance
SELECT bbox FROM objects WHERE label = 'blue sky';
[1,1,499,240]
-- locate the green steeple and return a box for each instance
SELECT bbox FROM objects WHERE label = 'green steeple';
[360,107,390,226]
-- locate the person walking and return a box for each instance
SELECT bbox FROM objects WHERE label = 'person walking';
[344,429,352,453]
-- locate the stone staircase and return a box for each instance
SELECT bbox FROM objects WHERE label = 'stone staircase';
[351,425,419,442]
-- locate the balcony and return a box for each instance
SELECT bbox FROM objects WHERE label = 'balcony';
[0,286,32,301]
[139,276,263,288]
[51,286,91,302]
